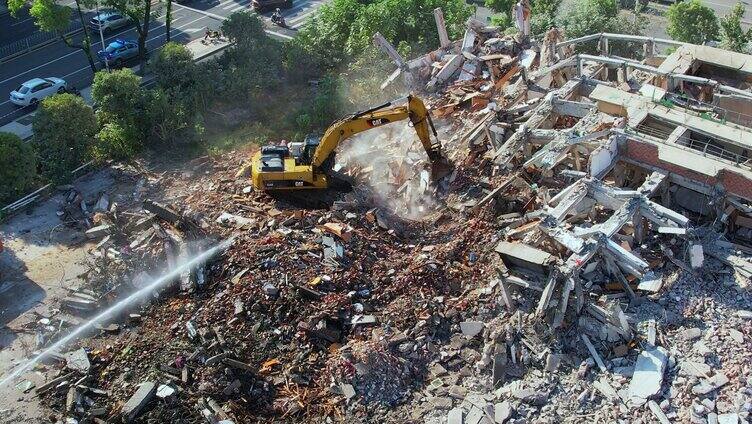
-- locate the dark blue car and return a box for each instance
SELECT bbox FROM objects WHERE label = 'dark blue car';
[97,39,140,67]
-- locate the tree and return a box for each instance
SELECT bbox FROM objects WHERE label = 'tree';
[558,0,645,53]
[151,42,197,91]
[485,0,514,28]
[32,94,96,182]
[148,42,205,145]
[530,0,561,35]
[488,0,561,34]
[665,0,719,45]
[294,0,472,72]
[8,0,97,73]
[485,0,514,15]
[92,68,145,127]
[0,132,37,204]
[147,88,204,146]
[104,0,153,71]
[91,69,148,158]
[218,12,283,100]
[720,2,752,53]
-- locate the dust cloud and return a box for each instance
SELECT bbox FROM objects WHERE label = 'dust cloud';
[336,122,440,221]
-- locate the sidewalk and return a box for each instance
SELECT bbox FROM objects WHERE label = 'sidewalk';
[0,37,229,141]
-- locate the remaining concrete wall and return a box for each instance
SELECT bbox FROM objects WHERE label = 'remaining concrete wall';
[714,94,752,128]
[623,138,752,201]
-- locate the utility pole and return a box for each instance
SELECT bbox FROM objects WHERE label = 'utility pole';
[166,0,172,41]
[95,0,109,71]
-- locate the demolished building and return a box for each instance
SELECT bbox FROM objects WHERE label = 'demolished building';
[5,10,752,424]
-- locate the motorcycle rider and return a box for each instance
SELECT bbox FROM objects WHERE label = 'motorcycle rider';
[271,8,285,27]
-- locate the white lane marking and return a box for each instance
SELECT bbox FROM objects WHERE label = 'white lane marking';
[217,0,239,9]
[288,8,317,25]
[286,0,323,16]
[227,0,251,11]
[0,21,164,85]
[0,14,207,92]
[10,17,35,27]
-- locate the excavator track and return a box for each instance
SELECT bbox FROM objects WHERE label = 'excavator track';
[268,171,353,210]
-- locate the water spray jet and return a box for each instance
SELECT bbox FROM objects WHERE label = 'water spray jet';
[0,237,235,388]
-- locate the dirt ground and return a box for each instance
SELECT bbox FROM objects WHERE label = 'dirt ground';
[0,168,122,422]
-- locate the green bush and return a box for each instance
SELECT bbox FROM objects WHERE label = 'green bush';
[217,11,283,102]
[558,0,645,55]
[147,88,205,146]
[490,13,513,30]
[531,0,561,35]
[91,122,140,161]
[0,132,37,204]
[665,0,719,45]
[720,2,752,53]
[294,0,472,72]
[32,94,96,183]
[91,69,148,158]
[150,41,196,91]
[148,42,208,146]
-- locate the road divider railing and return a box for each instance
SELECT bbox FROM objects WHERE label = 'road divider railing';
[0,19,85,63]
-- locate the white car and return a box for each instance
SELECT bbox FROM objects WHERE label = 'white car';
[89,11,130,33]
[9,77,67,107]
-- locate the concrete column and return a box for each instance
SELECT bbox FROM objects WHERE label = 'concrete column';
[643,40,654,59]
[434,8,451,49]
[599,37,609,56]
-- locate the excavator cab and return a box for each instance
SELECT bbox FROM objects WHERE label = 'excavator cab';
[288,135,321,166]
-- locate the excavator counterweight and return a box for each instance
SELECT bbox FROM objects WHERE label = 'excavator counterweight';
[250,95,452,191]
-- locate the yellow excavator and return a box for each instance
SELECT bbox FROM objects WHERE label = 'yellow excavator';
[250,95,452,191]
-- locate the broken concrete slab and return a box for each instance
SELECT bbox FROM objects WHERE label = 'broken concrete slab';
[121,381,156,423]
[627,347,668,407]
[64,348,91,373]
[728,328,744,343]
[679,327,703,341]
[340,383,356,401]
[495,241,555,273]
[648,400,671,424]
[85,224,113,239]
[692,373,730,395]
[494,401,514,423]
[592,377,619,401]
[580,334,607,373]
[448,407,464,424]
[679,360,712,378]
[216,212,253,228]
[717,413,739,424]
[460,321,484,338]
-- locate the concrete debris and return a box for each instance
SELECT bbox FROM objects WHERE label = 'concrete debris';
[627,347,668,406]
[18,13,752,424]
[447,407,463,424]
[648,400,671,424]
[121,382,156,423]
[64,348,90,373]
[692,373,730,395]
[460,321,484,337]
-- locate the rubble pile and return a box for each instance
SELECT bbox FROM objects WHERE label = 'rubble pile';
[18,14,752,424]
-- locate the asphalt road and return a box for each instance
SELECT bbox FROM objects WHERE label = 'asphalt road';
[0,7,40,48]
[698,0,751,22]
[0,0,326,126]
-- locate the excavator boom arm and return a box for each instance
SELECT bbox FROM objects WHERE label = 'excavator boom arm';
[311,95,444,169]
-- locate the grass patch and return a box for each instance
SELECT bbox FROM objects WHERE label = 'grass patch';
[196,81,322,156]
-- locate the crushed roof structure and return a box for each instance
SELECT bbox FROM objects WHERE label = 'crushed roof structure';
[8,8,752,424]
